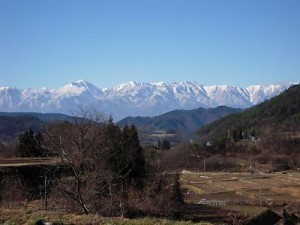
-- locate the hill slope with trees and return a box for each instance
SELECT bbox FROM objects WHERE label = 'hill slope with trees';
[0,112,76,142]
[157,85,300,173]
[118,106,242,134]
[197,84,300,140]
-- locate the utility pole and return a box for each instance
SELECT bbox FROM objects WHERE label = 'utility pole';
[203,157,206,172]
[249,154,252,174]
[259,187,262,206]
[44,175,48,211]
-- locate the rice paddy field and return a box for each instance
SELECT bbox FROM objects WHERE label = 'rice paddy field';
[180,171,300,213]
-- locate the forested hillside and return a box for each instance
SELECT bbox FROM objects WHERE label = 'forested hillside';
[157,85,300,173]
[118,106,242,145]
[0,112,76,142]
[119,106,242,133]
[197,84,300,139]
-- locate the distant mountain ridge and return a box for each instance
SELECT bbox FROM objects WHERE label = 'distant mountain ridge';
[118,106,242,133]
[0,80,297,121]
[0,112,76,142]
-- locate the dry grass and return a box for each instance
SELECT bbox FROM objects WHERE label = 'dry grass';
[0,157,60,167]
[0,209,212,225]
[218,205,267,216]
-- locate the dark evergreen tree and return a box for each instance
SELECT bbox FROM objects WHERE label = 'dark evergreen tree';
[158,138,171,150]
[104,123,145,189]
[157,139,161,149]
[120,124,145,188]
[104,120,123,174]
[231,129,242,142]
[171,174,183,205]
[17,129,46,157]
[250,128,257,138]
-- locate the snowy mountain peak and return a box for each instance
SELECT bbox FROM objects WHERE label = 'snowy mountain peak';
[64,80,95,89]
[114,81,139,90]
[60,80,102,96]
[150,81,165,86]
[0,86,20,91]
[0,81,297,121]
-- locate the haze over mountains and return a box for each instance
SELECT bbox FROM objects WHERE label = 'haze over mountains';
[0,80,296,121]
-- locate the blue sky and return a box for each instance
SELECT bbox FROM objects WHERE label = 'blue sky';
[0,0,299,89]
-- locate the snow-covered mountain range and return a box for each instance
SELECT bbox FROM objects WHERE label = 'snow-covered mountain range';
[0,80,297,121]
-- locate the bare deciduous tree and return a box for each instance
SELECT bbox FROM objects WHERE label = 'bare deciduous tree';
[44,113,107,214]
[44,113,146,216]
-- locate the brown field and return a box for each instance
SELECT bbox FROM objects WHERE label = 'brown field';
[0,157,60,167]
[180,171,300,215]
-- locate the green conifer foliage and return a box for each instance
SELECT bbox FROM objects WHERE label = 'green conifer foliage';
[17,129,45,157]
[104,124,145,189]
[171,174,184,205]
[126,124,145,188]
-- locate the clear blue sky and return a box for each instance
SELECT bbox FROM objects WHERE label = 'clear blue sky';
[0,0,299,89]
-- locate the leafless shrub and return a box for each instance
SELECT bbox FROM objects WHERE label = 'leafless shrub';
[0,174,26,209]
[0,142,18,158]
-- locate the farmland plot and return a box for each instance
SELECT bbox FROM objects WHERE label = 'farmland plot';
[181,172,300,209]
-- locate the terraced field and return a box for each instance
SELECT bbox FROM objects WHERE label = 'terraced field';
[180,171,300,211]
